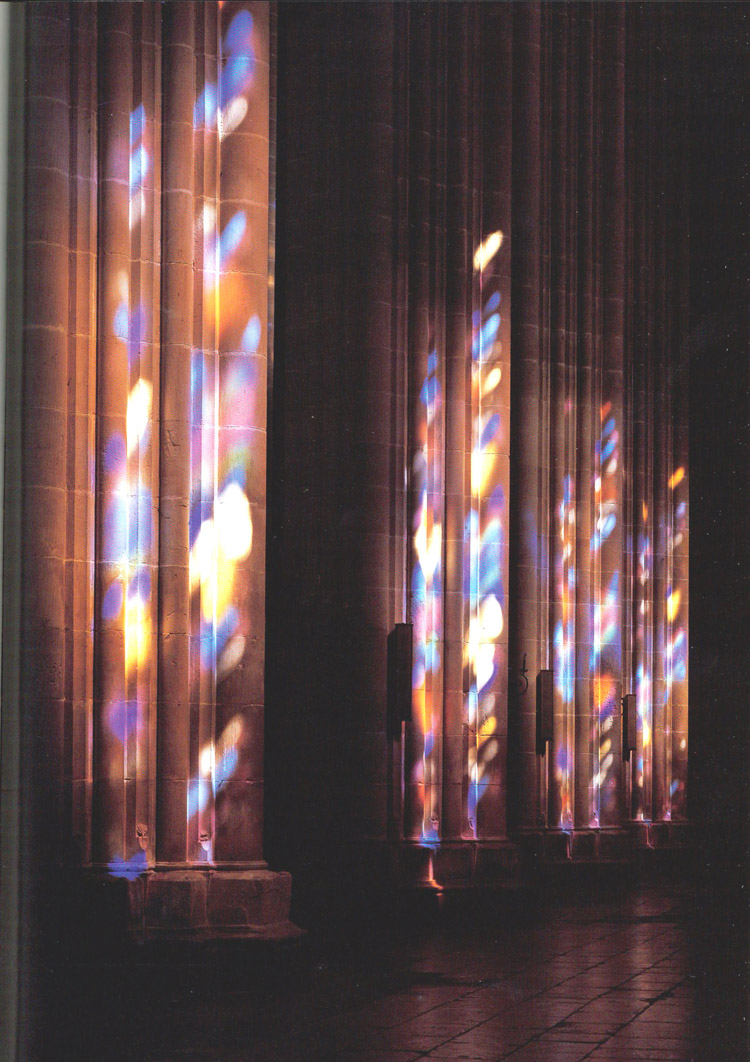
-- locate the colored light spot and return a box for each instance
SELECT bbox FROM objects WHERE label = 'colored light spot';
[126,379,152,456]
[473,231,503,272]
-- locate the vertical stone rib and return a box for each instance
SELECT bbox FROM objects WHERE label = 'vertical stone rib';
[92,1,131,867]
[404,4,436,843]
[155,1,195,865]
[597,4,626,826]
[474,1,512,842]
[573,5,596,831]
[131,0,161,864]
[509,1,543,831]
[66,0,98,861]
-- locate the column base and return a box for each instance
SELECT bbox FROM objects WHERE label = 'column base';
[393,840,522,890]
[512,827,632,864]
[83,866,305,943]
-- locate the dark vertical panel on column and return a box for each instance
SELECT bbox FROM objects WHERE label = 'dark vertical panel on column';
[688,3,748,872]
[386,0,411,844]
[22,0,70,870]
[667,16,690,821]
[0,3,25,1050]
[650,7,669,824]
[18,2,71,1053]
[270,2,399,897]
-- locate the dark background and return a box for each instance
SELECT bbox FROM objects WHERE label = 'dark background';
[265,2,749,912]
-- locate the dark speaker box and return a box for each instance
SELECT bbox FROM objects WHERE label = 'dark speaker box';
[387,623,413,739]
[536,669,553,754]
[622,693,637,757]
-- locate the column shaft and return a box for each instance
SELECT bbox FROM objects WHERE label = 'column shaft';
[509,3,544,830]
[155,1,195,864]
[92,1,131,867]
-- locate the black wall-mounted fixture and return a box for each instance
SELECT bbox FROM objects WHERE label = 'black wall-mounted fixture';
[622,693,637,758]
[536,669,553,754]
[387,623,413,739]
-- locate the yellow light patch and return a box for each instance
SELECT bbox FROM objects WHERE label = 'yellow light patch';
[667,588,681,623]
[473,231,503,272]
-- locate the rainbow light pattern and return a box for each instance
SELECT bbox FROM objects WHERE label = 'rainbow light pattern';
[464,232,506,836]
[106,5,265,874]
[104,97,157,878]
[411,349,444,843]
[591,403,621,825]
[553,473,576,829]
[186,6,262,862]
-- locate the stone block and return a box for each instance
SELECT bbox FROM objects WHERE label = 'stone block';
[433,844,473,883]
[145,870,207,929]
[570,830,597,861]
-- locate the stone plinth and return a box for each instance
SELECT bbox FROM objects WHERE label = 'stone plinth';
[85,868,303,943]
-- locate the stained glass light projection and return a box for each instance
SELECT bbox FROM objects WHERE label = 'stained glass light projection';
[87,1,270,876]
[407,349,444,844]
[185,2,268,866]
[93,5,160,877]
[464,233,509,839]
[591,403,622,827]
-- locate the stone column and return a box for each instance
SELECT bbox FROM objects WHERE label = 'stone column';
[509,3,544,832]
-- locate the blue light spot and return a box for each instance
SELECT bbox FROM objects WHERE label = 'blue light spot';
[114,303,129,342]
[601,437,616,463]
[194,83,218,129]
[129,144,149,194]
[129,104,145,143]
[220,55,254,106]
[107,699,139,743]
[216,747,238,785]
[600,513,616,542]
[225,10,253,53]
[104,433,126,476]
[472,313,500,361]
[108,850,147,880]
[420,375,440,408]
[242,314,261,353]
[484,290,500,314]
[101,579,123,621]
[188,777,211,819]
[480,414,500,450]
[129,569,151,603]
[219,212,246,266]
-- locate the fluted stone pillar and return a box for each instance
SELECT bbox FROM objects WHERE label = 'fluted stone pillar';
[11,0,297,941]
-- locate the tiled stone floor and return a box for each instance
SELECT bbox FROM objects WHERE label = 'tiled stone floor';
[49,881,747,1060]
